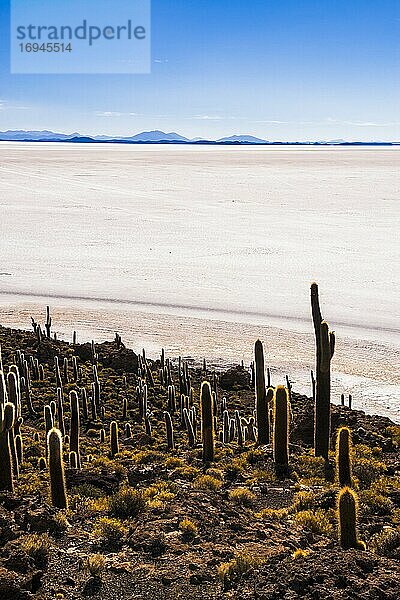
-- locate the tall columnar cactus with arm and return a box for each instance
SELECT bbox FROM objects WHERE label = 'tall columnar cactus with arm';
[336,427,352,487]
[0,403,15,492]
[48,427,68,509]
[255,340,269,445]
[200,381,214,463]
[311,283,335,459]
[69,391,81,469]
[273,386,290,476]
[337,487,365,550]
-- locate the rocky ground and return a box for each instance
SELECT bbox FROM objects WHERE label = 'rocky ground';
[0,323,399,599]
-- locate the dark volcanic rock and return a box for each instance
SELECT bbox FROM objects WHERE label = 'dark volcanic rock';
[74,341,139,373]
[66,469,121,494]
[0,567,32,600]
[220,365,251,390]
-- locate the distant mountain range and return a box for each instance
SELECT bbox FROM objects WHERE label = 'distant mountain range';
[0,129,397,146]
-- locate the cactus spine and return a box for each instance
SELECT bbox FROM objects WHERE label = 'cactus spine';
[273,386,290,476]
[69,391,81,469]
[336,427,352,487]
[48,428,68,509]
[200,381,214,462]
[255,340,269,445]
[337,487,365,550]
[110,421,119,457]
[311,283,335,459]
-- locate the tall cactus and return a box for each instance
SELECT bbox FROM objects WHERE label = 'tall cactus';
[56,388,65,437]
[80,388,88,421]
[15,434,23,466]
[200,381,214,462]
[235,410,244,447]
[7,372,20,477]
[255,340,269,445]
[164,411,174,450]
[48,428,68,509]
[311,283,335,459]
[183,408,195,447]
[69,391,81,469]
[0,403,15,492]
[44,404,54,457]
[110,421,119,457]
[336,427,352,487]
[337,487,365,550]
[273,386,290,476]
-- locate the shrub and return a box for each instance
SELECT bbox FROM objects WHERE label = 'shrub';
[70,484,104,499]
[291,491,316,513]
[206,468,224,481]
[229,487,256,507]
[292,548,310,560]
[179,518,198,539]
[223,458,247,480]
[132,450,163,465]
[85,554,106,578]
[352,445,386,488]
[21,533,51,568]
[194,475,223,491]
[370,528,400,557]
[93,517,127,547]
[90,456,127,479]
[249,467,275,484]
[70,495,109,516]
[359,490,393,515]
[255,507,288,521]
[143,482,175,508]
[218,552,262,589]
[109,487,146,519]
[294,454,326,480]
[294,510,333,536]
[386,426,400,446]
[172,466,201,481]
[353,458,387,488]
[164,456,184,468]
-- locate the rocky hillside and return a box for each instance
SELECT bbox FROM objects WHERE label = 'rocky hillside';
[0,323,399,600]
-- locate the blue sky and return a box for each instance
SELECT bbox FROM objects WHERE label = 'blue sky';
[0,0,399,140]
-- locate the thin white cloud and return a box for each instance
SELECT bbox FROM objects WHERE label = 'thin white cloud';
[342,120,400,127]
[254,117,400,127]
[254,119,289,124]
[192,115,223,121]
[95,111,139,117]
[0,100,30,111]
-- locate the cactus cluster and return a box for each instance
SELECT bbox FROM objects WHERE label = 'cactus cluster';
[0,291,373,559]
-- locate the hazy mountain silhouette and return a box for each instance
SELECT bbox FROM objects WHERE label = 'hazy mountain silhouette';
[0,130,396,146]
